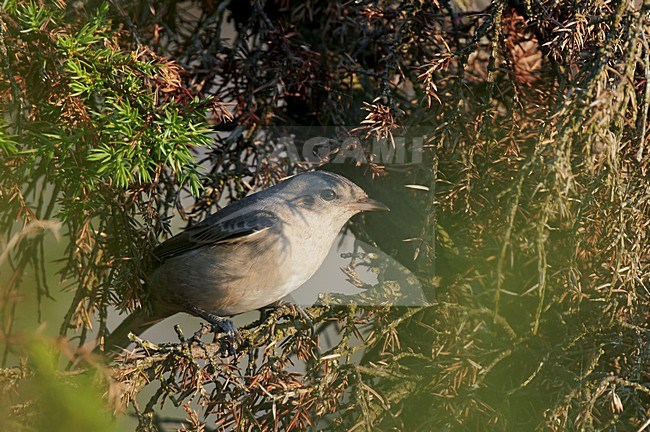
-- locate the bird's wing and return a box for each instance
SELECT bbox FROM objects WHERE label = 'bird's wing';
[152,209,280,262]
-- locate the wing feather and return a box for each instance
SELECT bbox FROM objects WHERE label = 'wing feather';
[152,210,279,262]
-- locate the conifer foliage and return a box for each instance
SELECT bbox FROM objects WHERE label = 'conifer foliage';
[1,1,648,431]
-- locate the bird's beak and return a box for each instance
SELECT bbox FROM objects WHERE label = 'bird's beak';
[349,197,390,212]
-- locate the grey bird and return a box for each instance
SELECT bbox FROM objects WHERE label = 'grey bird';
[99,171,388,353]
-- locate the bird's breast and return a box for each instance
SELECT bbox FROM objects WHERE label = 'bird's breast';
[271,221,339,298]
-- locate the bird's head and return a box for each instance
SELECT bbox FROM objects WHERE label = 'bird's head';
[281,171,388,225]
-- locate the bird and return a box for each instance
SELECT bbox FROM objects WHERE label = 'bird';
[98,171,388,354]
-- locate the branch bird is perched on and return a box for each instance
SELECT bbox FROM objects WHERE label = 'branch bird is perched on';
[99,171,388,354]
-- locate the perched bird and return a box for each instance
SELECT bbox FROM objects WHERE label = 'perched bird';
[99,171,388,353]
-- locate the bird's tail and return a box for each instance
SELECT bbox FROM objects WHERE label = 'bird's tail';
[95,308,167,357]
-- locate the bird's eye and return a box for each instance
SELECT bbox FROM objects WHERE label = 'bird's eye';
[320,189,337,201]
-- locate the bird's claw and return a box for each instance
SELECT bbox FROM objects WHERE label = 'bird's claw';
[205,317,241,356]
[187,304,241,356]
[261,301,315,336]
[297,305,315,334]
[211,318,242,341]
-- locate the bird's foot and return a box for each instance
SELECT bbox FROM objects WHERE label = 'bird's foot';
[261,301,315,335]
[291,304,315,334]
[186,304,241,355]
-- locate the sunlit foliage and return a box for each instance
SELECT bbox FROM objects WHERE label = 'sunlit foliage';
[1,0,648,431]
